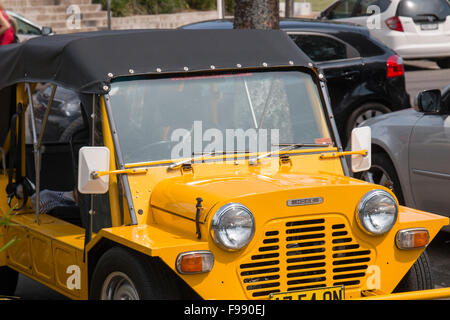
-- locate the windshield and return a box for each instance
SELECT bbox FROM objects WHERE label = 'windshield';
[108,71,332,164]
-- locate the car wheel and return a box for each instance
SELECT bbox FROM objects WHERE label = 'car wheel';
[356,152,405,205]
[393,251,433,293]
[346,103,391,142]
[436,58,450,69]
[0,266,19,296]
[89,247,180,300]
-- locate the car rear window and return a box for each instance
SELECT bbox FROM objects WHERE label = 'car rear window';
[332,32,386,57]
[397,0,450,21]
[290,34,352,61]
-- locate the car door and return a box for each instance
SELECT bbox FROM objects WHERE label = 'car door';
[288,32,364,138]
[409,113,450,216]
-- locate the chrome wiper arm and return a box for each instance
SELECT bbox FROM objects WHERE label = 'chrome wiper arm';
[167,150,250,170]
[191,150,250,156]
[248,143,332,166]
[275,143,332,148]
[167,154,212,171]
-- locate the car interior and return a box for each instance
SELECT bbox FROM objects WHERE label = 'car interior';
[23,85,90,228]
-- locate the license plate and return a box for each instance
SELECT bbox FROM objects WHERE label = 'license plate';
[269,286,345,300]
[421,23,438,30]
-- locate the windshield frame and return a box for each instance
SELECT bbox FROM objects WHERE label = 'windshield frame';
[103,66,346,172]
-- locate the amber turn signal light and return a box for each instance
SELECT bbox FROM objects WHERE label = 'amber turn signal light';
[396,228,429,250]
[176,251,214,274]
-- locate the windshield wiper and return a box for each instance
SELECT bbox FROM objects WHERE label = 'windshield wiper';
[167,150,250,170]
[248,142,332,165]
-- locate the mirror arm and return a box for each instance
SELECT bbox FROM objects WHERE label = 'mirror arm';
[92,168,148,179]
[319,150,367,160]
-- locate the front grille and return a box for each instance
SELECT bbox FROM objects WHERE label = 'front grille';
[238,215,374,299]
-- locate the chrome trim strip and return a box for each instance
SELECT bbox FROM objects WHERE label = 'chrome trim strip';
[412,168,450,180]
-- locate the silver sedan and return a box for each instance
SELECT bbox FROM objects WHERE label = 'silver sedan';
[357,85,450,216]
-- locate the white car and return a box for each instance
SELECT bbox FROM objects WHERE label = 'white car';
[319,0,450,68]
[6,10,52,42]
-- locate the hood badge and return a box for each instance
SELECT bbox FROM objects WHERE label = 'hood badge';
[287,197,323,207]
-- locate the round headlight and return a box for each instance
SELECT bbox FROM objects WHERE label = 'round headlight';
[357,190,398,235]
[211,203,255,251]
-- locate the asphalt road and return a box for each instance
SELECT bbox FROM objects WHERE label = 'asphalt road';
[13,60,450,300]
[404,60,450,105]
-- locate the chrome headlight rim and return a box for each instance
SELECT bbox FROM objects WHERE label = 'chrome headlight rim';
[356,189,398,236]
[210,203,255,251]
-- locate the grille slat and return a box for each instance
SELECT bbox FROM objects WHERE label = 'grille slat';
[333,265,368,273]
[287,262,326,271]
[240,260,279,269]
[332,257,371,265]
[238,216,373,299]
[251,253,280,260]
[333,250,371,259]
[244,275,280,284]
[241,267,280,276]
[287,276,327,286]
[286,240,325,248]
[259,245,280,252]
[247,282,280,291]
[287,254,326,264]
[287,269,326,278]
[286,233,325,242]
[286,226,325,234]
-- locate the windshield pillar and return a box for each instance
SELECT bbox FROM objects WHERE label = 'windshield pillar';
[317,80,349,176]
[103,94,138,226]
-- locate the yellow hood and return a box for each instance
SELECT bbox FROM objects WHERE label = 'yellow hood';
[149,170,372,222]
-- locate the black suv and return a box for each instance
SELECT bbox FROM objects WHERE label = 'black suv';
[181,18,411,145]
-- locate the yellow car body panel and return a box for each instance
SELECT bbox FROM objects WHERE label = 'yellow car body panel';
[86,153,448,300]
[2,84,450,301]
[83,202,448,300]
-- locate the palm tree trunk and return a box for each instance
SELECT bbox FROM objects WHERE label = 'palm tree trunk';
[233,0,280,29]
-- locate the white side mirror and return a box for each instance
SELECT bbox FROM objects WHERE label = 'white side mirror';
[78,147,110,194]
[351,126,371,173]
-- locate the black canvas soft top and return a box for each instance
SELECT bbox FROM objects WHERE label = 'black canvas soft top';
[0,29,312,94]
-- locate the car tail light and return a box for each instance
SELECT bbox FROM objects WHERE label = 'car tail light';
[385,16,404,32]
[387,55,404,78]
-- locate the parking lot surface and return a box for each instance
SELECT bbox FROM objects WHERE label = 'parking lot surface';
[404,60,450,104]
[13,60,450,300]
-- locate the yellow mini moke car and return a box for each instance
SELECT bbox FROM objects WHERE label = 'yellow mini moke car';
[0,29,449,300]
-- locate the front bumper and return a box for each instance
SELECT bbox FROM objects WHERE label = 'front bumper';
[355,287,450,300]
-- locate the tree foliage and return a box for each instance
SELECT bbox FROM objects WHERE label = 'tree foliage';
[0,207,17,253]
[93,0,237,17]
